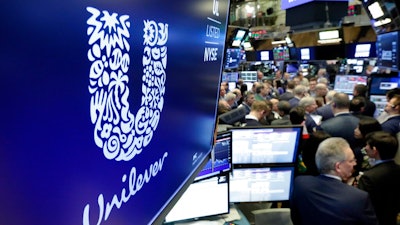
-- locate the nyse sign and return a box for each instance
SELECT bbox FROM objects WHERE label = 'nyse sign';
[204,0,222,62]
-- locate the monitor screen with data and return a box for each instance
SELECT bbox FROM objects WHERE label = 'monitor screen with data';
[195,131,232,181]
[228,126,302,165]
[164,175,229,223]
[333,75,368,94]
[229,167,295,203]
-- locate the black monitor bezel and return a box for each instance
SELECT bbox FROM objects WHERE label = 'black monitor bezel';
[227,125,303,167]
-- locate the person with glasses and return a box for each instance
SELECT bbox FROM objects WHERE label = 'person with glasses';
[290,137,378,225]
[380,94,400,135]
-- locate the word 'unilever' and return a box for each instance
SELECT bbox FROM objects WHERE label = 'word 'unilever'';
[84,6,169,224]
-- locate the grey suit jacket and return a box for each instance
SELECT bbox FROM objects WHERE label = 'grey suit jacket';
[320,113,360,148]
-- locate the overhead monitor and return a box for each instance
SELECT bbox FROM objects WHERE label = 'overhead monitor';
[281,0,313,10]
[333,75,368,94]
[299,47,315,60]
[368,2,384,19]
[224,48,242,69]
[273,46,290,61]
[345,42,376,59]
[346,59,366,74]
[376,30,400,70]
[228,125,302,165]
[355,43,372,58]
[362,0,400,34]
[195,131,232,181]
[164,175,230,223]
[229,166,295,203]
[231,28,248,47]
[257,50,273,61]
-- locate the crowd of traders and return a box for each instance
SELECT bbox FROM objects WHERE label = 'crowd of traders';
[217,68,400,225]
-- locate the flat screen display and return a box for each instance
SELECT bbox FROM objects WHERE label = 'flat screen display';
[257,50,273,61]
[229,167,295,203]
[231,29,247,47]
[369,76,400,95]
[0,0,230,224]
[222,72,240,82]
[273,46,290,61]
[240,71,258,82]
[370,94,388,116]
[228,126,302,165]
[195,131,232,181]
[346,59,366,74]
[346,42,377,59]
[362,0,400,34]
[355,43,372,58]
[333,75,368,94]
[225,48,242,69]
[164,175,229,223]
[376,31,400,70]
[299,47,315,60]
[286,63,299,73]
[281,0,313,10]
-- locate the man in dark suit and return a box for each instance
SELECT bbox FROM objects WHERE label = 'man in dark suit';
[353,84,376,117]
[271,100,291,125]
[290,137,378,225]
[358,131,400,225]
[244,100,271,126]
[279,80,295,101]
[380,94,400,135]
[316,90,336,121]
[288,84,307,109]
[320,92,360,148]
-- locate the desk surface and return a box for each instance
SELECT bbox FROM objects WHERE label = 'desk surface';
[167,204,251,225]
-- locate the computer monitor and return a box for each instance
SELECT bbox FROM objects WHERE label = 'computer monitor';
[224,48,242,69]
[369,75,400,95]
[228,125,302,165]
[164,175,230,223]
[231,29,248,47]
[298,47,315,60]
[257,50,273,61]
[376,30,400,70]
[346,59,366,74]
[222,72,240,83]
[333,75,368,94]
[286,63,299,74]
[273,46,290,61]
[370,94,387,116]
[219,107,247,125]
[229,166,295,203]
[195,131,232,181]
[354,43,375,58]
[240,71,258,82]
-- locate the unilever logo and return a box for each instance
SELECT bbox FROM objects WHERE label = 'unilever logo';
[84,7,169,224]
[86,7,167,161]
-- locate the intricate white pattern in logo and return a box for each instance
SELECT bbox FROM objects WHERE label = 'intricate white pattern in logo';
[86,7,168,161]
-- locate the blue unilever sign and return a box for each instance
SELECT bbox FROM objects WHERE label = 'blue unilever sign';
[0,0,229,224]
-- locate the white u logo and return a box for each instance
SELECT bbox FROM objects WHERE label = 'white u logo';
[86,7,168,161]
